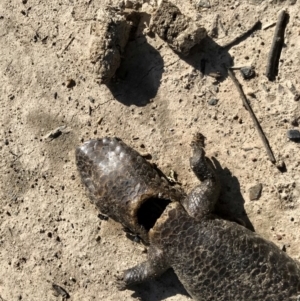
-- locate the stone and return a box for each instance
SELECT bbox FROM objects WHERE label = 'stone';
[287,129,300,141]
[208,98,218,106]
[150,0,206,56]
[249,183,263,200]
[240,66,255,79]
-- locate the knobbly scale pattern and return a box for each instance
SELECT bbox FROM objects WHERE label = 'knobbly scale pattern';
[76,135,300,301]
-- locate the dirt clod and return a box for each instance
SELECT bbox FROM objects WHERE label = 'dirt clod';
[89,8,131,84]
[150,0,206,56]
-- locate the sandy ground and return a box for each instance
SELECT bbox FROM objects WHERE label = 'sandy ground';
[1,0,300,300]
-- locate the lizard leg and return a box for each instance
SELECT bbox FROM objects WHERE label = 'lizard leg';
[116,246,169,290]
[180,133,221,221]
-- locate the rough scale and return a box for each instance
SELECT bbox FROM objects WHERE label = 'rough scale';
[76,135,300,301]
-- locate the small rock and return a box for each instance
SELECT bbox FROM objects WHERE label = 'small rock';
[195,0,211,8]
[294,94,300,101]
[287,129,300,141]
[44,126,71,140]
[66,79,76,88]
[208,98,218,106]
[281,244,286,252]
[149,0,206,56]
[240,66,255,80]
[88,96,95,103]
[52,284,69,299]
[276,234,283,241]
[249,183,263,200]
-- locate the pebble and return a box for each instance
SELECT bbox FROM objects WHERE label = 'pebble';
[52,284,69,298]
[88,96,95,103]
[287,129,300,141]
[66,79,76,88]
[196,0,211,8]
[208,98,218,106]
[249,183,262,201]
[240,66,255,80]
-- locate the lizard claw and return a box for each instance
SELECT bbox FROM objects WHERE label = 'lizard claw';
[115,273,127,291]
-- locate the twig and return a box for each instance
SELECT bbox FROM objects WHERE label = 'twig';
[227,68,276,163]
[59,36,75,57]
[221,20,262,49]
[265,10,289,81]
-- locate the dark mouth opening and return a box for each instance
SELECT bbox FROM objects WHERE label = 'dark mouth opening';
[137,198,171,231]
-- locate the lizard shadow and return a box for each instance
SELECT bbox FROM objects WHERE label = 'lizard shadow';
[210,157,255,232]
[129,268,190,301]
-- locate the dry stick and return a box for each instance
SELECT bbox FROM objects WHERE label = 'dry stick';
[265,10,289,81]
[59,36,75,57]
[221,20,262,49]
[227,69,276,163]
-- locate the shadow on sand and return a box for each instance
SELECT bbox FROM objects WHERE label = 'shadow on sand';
[106,34,236,106]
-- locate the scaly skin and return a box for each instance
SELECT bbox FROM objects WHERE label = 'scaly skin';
[76,135,300,301]
[75,137,184,243]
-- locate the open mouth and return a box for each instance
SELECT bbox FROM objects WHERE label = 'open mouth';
[137,197,171,231]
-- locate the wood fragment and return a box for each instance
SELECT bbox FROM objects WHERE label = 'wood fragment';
[59,36,75,57]
[262,21,276,30]
[227,68,276,163]
[44,126,72,141]
[221,20,262,49]
[265,10,289,81]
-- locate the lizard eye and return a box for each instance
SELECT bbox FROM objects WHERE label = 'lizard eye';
[137,197,171,231]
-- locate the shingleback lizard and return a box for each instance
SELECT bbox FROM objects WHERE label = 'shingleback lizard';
[75,134,300,301]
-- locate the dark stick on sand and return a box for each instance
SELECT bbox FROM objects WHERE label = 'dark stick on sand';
[221,20,262,49]
[265,10,289,81]
[227,68,276,164]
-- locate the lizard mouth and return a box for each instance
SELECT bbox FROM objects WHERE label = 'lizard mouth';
[137,197,171,231]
